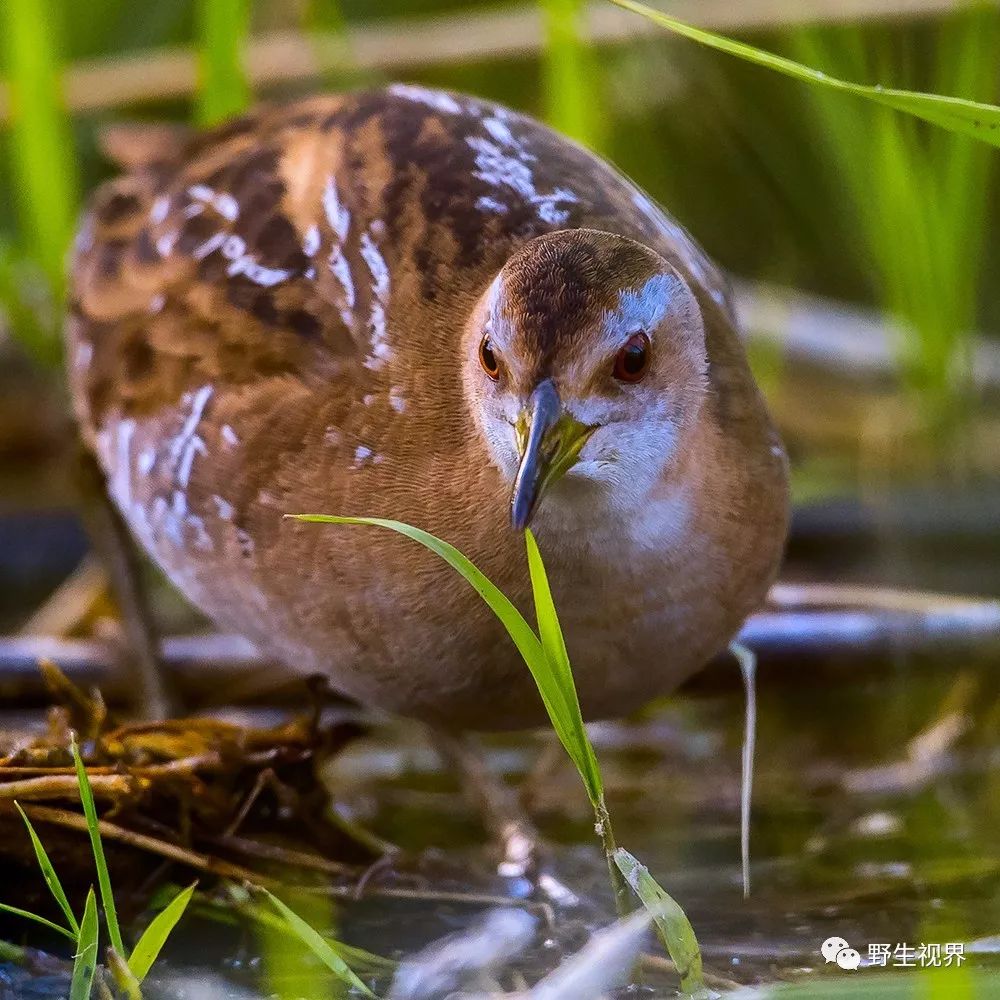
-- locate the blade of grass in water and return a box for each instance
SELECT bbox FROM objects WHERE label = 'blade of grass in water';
[524,528,631,915]
[613,849,708,997]
[524,529,603,805]
[195,0,252,126]
[220,883,394,975]
[608,0,1000,148]
[72,737,126,957]
[69,888,99,1000]
[14,802,80,936]
[107,948,142,1000]
[127,882,197,983]
[0,902,76,943]
[261,889,376,998]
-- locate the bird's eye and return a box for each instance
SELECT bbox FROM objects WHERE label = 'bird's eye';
[479,335,500,381]
[613,332,651,383]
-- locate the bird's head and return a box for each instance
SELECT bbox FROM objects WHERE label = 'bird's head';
[463,229,709,530]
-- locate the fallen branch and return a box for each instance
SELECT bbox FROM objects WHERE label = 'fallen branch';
[1,582,998,706]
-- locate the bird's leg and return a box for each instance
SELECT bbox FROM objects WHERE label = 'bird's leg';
[432,730,541,880]
[75,445,178,721]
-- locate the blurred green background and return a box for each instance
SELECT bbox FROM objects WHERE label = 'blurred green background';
[3,0,1000,527]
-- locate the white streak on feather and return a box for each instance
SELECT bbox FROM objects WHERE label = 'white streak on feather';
[168,386,213,491]
[322,176,351,241]
[112,421,135,511]
[226,256,293,287]
[466,136,578,225]
[359,231,390,303]
[302,224,321,257]
[389,83,462,115]
[150,196,170,225]
[192,231,226,260]
[188,184,239,221]
[359,229,392,368]
[212,495,234,521]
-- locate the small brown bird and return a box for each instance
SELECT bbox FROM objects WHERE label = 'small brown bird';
[67,85,788,731]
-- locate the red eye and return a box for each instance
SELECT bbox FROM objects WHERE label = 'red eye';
[613,332,651,383]
[479,335,500,380]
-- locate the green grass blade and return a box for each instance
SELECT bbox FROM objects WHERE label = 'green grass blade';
[71,737,125,957]
[195,0,252,126]
[613,848,706,997]
[541,0,603,149]
[70,888,99,1000]
[218,883,394,974]
[0,902,77,943]
[127,882,197,983]
[261,889,376,998]
[0,0,79,303]
[609,0,1000,149]
[14,802,80,935]
[524,529,604,805]
[291,515,597,781]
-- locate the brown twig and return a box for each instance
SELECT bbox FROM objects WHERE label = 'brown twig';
[0,773,138,802]
[21,804,276,885]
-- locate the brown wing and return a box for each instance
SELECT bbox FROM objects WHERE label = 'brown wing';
[65,94,388,445]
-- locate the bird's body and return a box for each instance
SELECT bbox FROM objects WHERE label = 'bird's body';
[67,85,788,730]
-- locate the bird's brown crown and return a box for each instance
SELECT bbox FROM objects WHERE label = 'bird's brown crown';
[489,229,666,380]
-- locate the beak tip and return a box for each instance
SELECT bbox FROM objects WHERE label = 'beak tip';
[510,496,532,531]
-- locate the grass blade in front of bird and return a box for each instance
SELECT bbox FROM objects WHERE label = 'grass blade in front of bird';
[288,515,583,768]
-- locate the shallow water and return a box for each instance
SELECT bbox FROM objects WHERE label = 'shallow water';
[104,653,997,999]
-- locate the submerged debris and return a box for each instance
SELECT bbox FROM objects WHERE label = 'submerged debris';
[0,659,370,918]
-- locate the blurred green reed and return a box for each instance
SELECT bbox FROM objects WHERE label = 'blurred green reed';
[792,7,999,427]
[541,0,605,150]
[0,0,78,366]
[306,0,361,93]
[613,0,1000,430]
[195,0,253,126]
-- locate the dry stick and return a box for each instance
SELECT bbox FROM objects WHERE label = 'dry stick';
[0,0,973,123]
[0,584,997,706]
[21,804,274,885]
[640,951,741,992]
[0,773,137,801]
[200,833,356,876]
[730,642,757,901]
[18,804,551,911]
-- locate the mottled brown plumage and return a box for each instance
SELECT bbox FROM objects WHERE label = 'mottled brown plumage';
[66,85,788,730]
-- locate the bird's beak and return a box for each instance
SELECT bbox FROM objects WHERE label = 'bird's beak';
[510,378,596,530]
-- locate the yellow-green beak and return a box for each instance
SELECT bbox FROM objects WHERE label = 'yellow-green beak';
[510,378,596,530]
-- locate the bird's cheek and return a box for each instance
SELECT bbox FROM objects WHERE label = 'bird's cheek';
[478,414,522,479]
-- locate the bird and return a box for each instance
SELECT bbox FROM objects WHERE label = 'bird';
[66,84,789,732]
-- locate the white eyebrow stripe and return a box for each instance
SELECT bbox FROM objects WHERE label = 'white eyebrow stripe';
[602,273,679,345]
